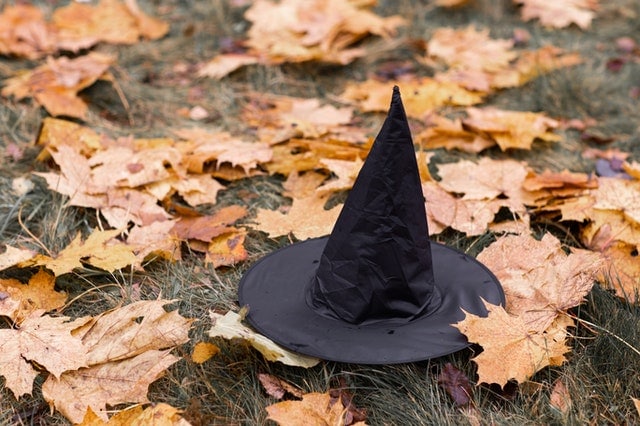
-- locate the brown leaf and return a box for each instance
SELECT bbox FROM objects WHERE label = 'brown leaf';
[0,312,90,398]
[1,53,115,119]
[72,300,192,365]
[78,403,191,425]
[515,0,599,29]
[437,363,473,407]
[172,206,247,242]
[282,171,328,199]
[52,0,168,50]
[549,378,572,415]
[0,4,56,59]
[258,373,304,400]
[43,349,180,423]
[597,241,640,303]
[198,53,260,79]
[244,0,404,65]
[0,245,37,272]
[266,391,367,426]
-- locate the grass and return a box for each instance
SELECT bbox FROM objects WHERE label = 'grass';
[1,0,640,424]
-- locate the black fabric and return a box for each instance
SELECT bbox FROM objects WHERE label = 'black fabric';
[237,86,505,364]
[310,86,438,324]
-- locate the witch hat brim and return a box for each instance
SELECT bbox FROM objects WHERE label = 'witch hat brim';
[238,87,504,364]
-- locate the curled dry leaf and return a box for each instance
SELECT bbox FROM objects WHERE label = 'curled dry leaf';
[208,311,320,367]
[258,373,303,400]
[437,363,474,407]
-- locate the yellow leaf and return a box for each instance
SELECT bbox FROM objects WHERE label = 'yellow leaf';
[0,245,37,271]
[0,270,67,322]
[455,302,572,386]
[30,229,138,276]
[78,403,191,426]
[253,195,341,240]
[191,342,220,364]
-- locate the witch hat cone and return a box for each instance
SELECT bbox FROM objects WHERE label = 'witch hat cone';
[238,86,504,364]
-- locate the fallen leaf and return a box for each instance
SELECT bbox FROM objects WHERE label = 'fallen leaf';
[205,229,248,268]
[252,195,342,240]
[316,157,363,194]
[515,0,599,29]
[0,270,67,322]
[28,229,138,276]
[244,0,404,65]
[597,242,640,303]
[341,77,484,118]
[416,114,495,153]
[73,299,192,365]
[258,373,303,400]
[549,378,572,415]
[1,52,115,119]
[462,107,562,151]
[52,0,168,50]
[0,4,56,58]
[592,177,640,224]
[437,363,473,407]
[0,245,37,271]
[198,53,260,79]
[282,171,328,198]
[36,117,103,161]
[455,302,572,386]
[43,349,180,423]
[0,311,90,398]
[78,403,191,425]
[208,311,320,367]
[191,342,220,364]
[477,233,602,331]
[126,220,182,262]
[266,392,366,426]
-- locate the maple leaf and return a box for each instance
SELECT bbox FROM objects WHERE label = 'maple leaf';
[0,245,37,271]
[27,229,138,276]
[242,93,365,144]
[43,349,180,423]
[597,241,640,303]
[244,0,404,65]
[72,300,192,365]
[0,270,67,323]
[171,206,247,242]
[266,391,367,426]
[515,0,599,30]
[52,0,168,51]
[126,220,182,262]
[462,107,562,151]
[428,26,517,74]
[477,233,602,331]
[0,312,90,398]
[175,128,272,174]
[253,195,342,240]
[283,171,328,198]
[455,302,572,386]
[592,177,640,225]
[341,77,484,118]
[1,52,115,119]
[36,117,103,161]
[208,311,320,367]
[416,114,495,153]
[205,229,248,268]
[316,157,363,194]
[78,403,191,425]
[0,4,56,59]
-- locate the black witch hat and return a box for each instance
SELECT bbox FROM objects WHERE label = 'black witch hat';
[238,86,504,364]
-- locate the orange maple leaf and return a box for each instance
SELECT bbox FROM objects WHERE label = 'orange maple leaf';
[1,53,115,119]
[515,0,599,29]
[253,195,341,240]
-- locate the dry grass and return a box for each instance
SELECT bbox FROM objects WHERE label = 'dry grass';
[1,0,640,424]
